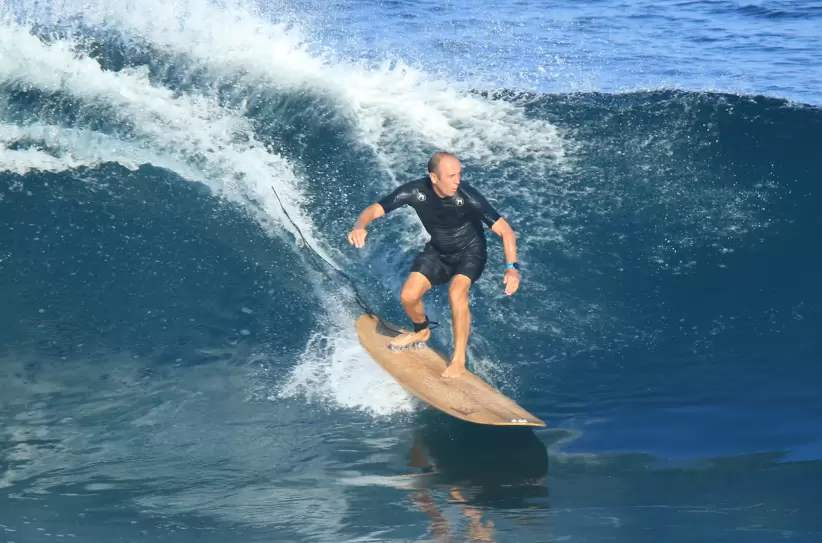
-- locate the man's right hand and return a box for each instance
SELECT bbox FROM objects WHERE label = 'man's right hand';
[348,227,368,248]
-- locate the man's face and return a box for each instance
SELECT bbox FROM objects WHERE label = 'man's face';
[431,157,462,197]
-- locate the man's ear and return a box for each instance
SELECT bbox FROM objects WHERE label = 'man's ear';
[428,172,438,185]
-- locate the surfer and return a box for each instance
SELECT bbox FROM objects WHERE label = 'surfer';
[347,152,520,379]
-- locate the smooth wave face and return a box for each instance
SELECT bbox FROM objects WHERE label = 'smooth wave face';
[2,0,821,541]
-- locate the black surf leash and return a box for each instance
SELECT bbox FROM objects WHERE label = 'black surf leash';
[269,186,439,334]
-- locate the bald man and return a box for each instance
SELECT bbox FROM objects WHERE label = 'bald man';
[348,152,520,379]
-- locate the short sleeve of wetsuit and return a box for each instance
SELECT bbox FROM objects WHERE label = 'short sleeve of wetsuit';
[376,181,417,214]
[461,183,502,228]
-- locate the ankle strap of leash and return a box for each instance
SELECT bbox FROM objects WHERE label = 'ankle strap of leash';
[413,316,440,332]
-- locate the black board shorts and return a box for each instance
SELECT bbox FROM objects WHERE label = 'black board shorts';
[411,242,487,286]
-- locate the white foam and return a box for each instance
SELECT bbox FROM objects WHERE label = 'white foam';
[275,298,417,418]
[0,146,91,176]
[0,122,199,176]
[0,22,327,260]
[6,0,571,175]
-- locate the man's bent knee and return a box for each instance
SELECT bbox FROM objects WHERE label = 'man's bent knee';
[400,287,422,307]
[448,276,472,307]
[448,290,469,308]
[400,272,431,306]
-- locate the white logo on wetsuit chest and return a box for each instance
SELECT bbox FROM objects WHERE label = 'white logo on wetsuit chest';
[454,196,464,206]
[416,190,426,201]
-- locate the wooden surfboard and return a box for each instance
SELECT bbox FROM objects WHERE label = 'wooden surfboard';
[355,313,546,427]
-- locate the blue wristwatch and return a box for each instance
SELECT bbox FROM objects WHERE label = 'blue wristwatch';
[506,262,519,271]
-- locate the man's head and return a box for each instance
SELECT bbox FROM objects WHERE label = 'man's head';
[427,151,461,197]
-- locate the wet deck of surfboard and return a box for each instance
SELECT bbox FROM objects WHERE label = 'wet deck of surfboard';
[355,314,545,427]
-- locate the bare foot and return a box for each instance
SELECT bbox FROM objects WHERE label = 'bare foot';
[441,359,466,379]
[388,328,431,350]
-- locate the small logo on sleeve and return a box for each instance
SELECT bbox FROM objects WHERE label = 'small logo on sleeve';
[454,196,464,206]
[416,190,426,201]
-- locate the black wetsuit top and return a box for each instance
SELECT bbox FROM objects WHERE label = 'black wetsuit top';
[377,177,501,255]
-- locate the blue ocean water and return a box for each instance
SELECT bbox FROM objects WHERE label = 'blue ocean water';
[1,0,821,541]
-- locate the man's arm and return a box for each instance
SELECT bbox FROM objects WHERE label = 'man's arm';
[348,203,385,248]
[491,217,517,265]
[461,183,521,295]
[354,202,386,230]
[491,217,520,296]
[348,181,416,248]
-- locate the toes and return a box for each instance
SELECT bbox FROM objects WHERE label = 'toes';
[440,365,465,379]
[388,341,426,353]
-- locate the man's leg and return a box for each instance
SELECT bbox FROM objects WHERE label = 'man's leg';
[441,274,472,379]
[389,271,433,349]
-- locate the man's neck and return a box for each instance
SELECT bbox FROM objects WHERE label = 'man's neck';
[427,178,450,199]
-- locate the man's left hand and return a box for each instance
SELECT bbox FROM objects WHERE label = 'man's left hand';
[503,269,520,296]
